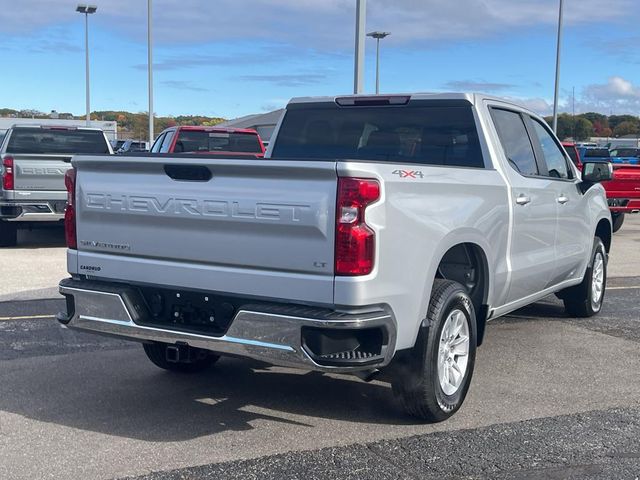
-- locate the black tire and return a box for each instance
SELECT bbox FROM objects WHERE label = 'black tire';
[392,279,477,422]
[560,237,607,317]
[0,221,17,247]
[143,342,220,373]
[611,213,625,233]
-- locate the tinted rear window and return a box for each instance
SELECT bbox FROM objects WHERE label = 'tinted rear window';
[272,104,484,168]
[613,148,639,157]
[7,128,109,154]
[584,149,610,158]
[174,131,262,153]
[565,147,579,166]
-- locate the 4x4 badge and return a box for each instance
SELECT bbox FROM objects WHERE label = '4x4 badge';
[392,169,424,179]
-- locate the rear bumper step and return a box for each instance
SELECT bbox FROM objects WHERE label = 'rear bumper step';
[57,278,397,372]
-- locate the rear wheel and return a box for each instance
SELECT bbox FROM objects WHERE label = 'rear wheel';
[0,221,17,247]
[611,213,625,233]
[392,279,477,422]
[143,342,220,373]
[560,237,607,317]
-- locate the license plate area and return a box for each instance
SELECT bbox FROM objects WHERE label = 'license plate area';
[137,287,238,336]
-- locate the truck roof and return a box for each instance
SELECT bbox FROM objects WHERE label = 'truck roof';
[167,125,259,135]
[287,92,532,112]
[9,124,104,132]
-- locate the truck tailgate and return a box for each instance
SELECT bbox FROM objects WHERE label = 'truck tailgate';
[605,165,640,194]
[72,155,337,304]
[12,154,72,191]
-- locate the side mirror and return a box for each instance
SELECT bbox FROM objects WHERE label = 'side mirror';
[582,161,612,183]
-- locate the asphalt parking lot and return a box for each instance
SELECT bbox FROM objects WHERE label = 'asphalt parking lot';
[1,219,639,479]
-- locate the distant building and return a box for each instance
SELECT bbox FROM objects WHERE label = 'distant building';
[589,136,640,148]
[0,118,118,141]
[217,109,284,141]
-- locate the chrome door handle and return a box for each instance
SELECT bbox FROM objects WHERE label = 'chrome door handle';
[557,195,569,204]
[515,194,531,206]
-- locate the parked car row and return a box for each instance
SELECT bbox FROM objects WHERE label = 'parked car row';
[0,122,267,246]
[562,143,640,233]
[0,125,112,246]
[111,127,266,158]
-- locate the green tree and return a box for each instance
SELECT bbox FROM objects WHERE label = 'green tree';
[581,112,608,128]
[573,118,594,140]
[608,115,638,131]
[545,113,575,140]
[613,121,639,137]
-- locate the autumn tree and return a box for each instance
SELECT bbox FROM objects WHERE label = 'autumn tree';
[613,121,640,137]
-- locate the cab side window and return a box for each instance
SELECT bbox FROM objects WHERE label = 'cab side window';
[490,108,538,176]
[159,131,175,153]
[530,119,572,179]
[150,133,166,153]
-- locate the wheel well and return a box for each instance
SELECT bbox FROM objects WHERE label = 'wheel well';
[595,218,612,253]
[435,243,489,346]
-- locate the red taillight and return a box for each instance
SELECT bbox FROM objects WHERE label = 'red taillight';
[335,177,380,276]
[2,156,14,190]
[64,168,77,249]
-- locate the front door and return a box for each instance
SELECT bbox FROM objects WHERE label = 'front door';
[527,116,591,285]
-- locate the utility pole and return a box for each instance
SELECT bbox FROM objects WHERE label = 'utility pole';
[76,5,97,126]
[572,86,576,139]
[367,31,390,94]
[552,0,564,134]
[148,0,154,146]
[353,0,366,94]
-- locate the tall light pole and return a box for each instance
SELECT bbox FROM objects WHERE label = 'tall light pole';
[552,0,564,134]
[148,0,154,146]
[367,31,390,94]
[353,0,366,94]
[76,4,97,126]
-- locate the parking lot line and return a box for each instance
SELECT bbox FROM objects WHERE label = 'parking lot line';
[0,314,54,322]
[607,285,640,290]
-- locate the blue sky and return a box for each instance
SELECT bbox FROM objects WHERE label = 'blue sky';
[0,0,639,120]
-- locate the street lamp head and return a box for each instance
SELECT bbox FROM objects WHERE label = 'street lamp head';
[367,31,391,40]
[76,4,97,14]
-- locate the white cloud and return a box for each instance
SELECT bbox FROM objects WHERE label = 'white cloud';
[585,76,640,99]
[580,76,640,114]
[511,97,554,116]
[504,77,640,117]
[0,0,634,47]
[443,80,516,92]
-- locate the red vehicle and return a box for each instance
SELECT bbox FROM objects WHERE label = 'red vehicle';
[563,142,640,232]
[150,126,265,157]
[562,142,582,169]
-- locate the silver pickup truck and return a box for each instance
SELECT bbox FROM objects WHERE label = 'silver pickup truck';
[0,125,112,246]
[57,94,613,421]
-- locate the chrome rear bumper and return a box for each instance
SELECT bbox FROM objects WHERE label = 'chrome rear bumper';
[58,278,397,372]
[0,201,66,221]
